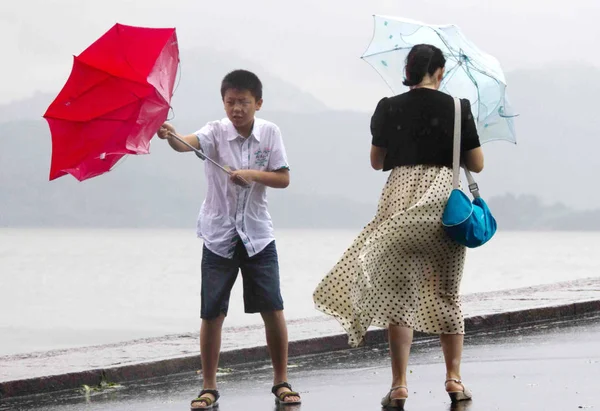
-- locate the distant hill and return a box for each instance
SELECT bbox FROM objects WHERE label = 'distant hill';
[478,64,600,211]
[1,54,599,230]
[0,47,329,125]
[488,194,600,231]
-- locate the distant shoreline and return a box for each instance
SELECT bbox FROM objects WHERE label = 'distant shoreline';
[2,226,600,232]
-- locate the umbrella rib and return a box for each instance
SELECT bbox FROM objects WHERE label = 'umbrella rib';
[442,44,513,122]
[46,75,148,122]
[432,32,488,121]
[461,64,483,122]
[114,24,150,84]
[459,63,505,85]
[361,46,413,59]
[362,23,441,59]
[442,64,462,85]
[451,63,518,119]
[437,37,506,85]
[361,58,398,94]
[462,64,506,122]
[360,15,380,60]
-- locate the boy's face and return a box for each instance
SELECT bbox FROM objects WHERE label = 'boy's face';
[223,89,263,131]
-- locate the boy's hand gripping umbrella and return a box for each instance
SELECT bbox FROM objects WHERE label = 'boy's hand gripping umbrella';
[166,131,250,186]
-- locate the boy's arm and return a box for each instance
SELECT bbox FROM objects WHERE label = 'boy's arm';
[157,123,201,152]
[167,133,201,152]
[230,168,290,189]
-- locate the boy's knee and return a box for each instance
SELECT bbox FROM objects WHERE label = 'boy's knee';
[202,313,227,326]
[260,309,284,321]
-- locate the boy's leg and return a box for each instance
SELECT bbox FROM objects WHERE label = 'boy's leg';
[193,244,239,407]
[261,310,289,384]
[200,314,226,390]
[240,241,300,402]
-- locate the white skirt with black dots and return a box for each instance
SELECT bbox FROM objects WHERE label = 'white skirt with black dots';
[313,165,466,347]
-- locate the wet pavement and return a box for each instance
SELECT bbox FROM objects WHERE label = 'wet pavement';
[2,314,599,411]
[2,277,599,386]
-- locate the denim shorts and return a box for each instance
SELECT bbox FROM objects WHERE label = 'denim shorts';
[201,240,284,319]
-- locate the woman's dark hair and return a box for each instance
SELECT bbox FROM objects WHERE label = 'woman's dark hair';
[221,69,263,100]
[403,44,446,87]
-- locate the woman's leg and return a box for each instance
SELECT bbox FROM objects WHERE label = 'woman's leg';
[440,333,465,391]
[388,324,413,398]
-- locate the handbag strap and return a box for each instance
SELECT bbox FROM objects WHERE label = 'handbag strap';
[452,97,481,198]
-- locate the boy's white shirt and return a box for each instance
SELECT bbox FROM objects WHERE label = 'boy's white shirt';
[194,117,289,259]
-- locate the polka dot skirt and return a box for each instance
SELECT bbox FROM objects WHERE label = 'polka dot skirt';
[313,165,466,347]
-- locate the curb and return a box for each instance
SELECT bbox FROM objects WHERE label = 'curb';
[1,299,599,399]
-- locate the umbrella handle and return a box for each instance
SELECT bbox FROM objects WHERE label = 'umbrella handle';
[166,131,250,187]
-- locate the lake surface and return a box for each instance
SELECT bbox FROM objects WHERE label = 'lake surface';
[1,228,598,355]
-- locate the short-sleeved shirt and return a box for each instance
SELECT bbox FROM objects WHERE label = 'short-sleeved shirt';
[370,88,481,171]
[194,117,290,259]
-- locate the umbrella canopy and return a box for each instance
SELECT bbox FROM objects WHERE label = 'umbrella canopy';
[361,15,517,144]
[44,23,179,181]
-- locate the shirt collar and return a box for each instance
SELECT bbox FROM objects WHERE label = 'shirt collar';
[226,118,261,142]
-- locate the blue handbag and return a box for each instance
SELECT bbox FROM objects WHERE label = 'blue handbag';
[442,98,497,248]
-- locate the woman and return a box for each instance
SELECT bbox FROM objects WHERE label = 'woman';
[313,44,484,409]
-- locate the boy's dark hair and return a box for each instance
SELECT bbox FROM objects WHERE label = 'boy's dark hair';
[220,70,263,100]
[403,44,446,87]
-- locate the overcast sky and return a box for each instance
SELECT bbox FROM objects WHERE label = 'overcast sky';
[2,0,598,111]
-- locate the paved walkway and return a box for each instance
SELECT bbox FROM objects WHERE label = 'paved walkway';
[2,312,599,410]
[1,277,599,397]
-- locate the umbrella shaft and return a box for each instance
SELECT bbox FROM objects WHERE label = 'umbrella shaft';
[166,131,250,187]
[167,132,231,175]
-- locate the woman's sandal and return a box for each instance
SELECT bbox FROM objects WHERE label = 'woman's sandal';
[190,389,220,410]
[445,379,473,403]
[381,385,408,409]
[271,382,302,405]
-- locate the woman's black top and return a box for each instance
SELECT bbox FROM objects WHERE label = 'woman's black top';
[370,88,481,172]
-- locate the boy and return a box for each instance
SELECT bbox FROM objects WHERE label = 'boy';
[156,70,301,409]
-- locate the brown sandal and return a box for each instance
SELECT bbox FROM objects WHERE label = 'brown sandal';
[190,389,220,410]
[272,382,302,405]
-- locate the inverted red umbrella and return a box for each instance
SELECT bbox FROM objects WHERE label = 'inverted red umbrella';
[43,23,179,181]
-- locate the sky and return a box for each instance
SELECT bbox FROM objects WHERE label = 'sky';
[2,0,599,111]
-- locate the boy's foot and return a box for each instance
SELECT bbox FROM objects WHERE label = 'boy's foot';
[191,389,220,410]
[272,382,302,404]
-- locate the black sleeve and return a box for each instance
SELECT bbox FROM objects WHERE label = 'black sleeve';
[460,99,481,152]
[370,97,390,148]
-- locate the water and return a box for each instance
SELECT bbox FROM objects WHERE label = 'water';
[0,228,599,356]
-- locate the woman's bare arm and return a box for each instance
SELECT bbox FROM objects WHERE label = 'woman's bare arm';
[463,147,484,173]
[370,145,387,170]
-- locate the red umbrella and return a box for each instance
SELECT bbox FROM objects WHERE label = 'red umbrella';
[44,23,179,181]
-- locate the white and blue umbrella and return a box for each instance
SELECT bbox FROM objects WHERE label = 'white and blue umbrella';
[361,15,517,144]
